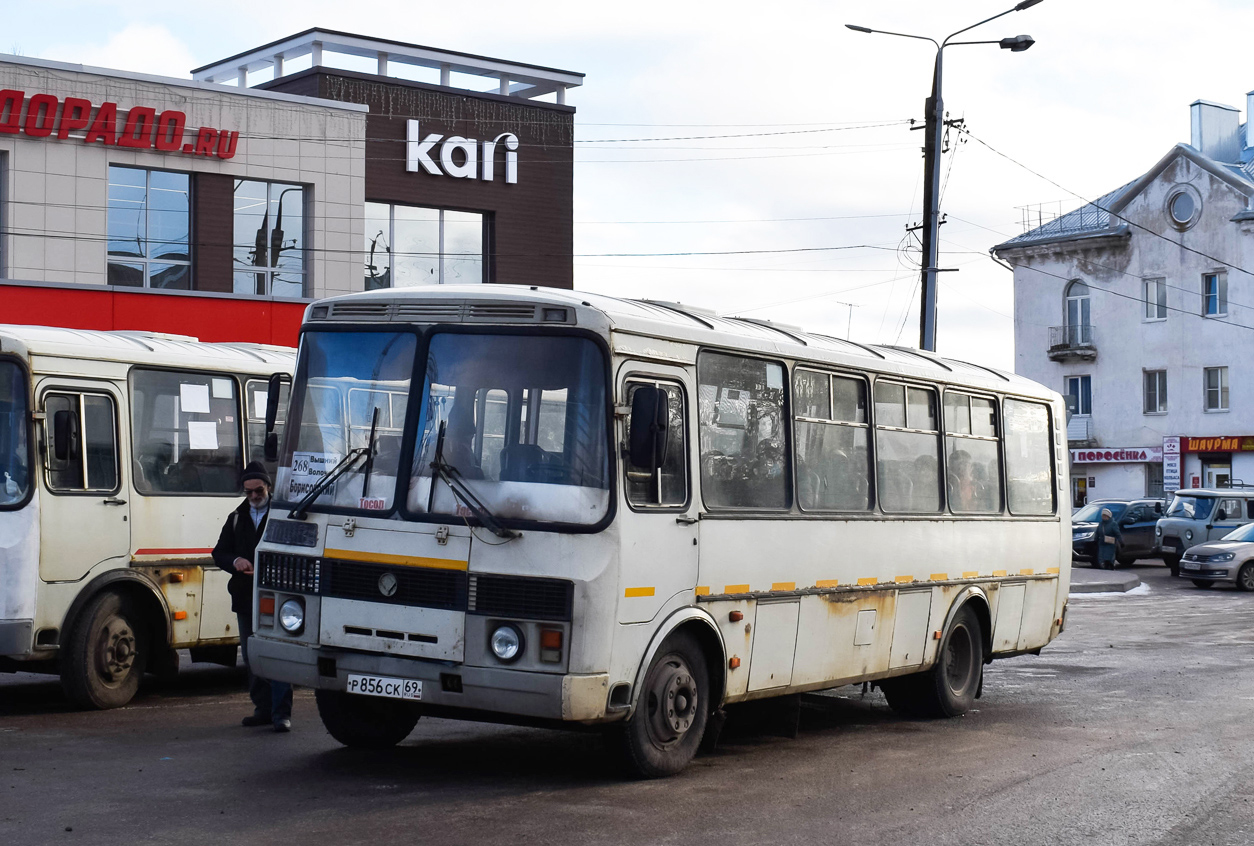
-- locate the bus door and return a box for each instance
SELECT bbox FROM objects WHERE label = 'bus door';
[127,369,251,645]
[38,381,130,583]
[617,369,698,624]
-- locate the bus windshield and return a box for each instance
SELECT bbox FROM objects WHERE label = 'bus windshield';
[1167,495,1214,519]
[0,360,31,507]
[408,333,610,527]
[276,331,417,512]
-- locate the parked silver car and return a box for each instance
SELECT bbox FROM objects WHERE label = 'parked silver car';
[1177,522,1254,590]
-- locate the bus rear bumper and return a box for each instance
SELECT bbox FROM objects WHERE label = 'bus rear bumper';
[248,635,610,722]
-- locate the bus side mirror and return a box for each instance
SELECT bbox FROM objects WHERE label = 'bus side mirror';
[264,432,280,463]
[265,372,289,434]
[629,386,669,469]
[52,409,78,462]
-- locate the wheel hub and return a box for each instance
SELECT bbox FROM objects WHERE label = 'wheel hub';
[97,617,136,683]
[646,658,699,744]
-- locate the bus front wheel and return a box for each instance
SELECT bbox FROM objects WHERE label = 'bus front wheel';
[883,605,983,719]
[616,631,710,778]
[61,591,148,710]
[315,689,420,749]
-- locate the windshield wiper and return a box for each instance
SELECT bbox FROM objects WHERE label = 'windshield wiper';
[429,421,519,539]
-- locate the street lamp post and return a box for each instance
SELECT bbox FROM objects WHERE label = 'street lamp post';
[847,0,1042,352]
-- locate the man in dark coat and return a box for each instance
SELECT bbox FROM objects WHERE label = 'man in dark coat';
[212,461,292,732]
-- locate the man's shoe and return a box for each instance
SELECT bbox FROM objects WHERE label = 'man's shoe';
[273,719,292,733]
[241,714,269,727]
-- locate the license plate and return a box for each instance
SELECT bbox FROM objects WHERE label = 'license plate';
[345,673,422,701]
[1181,561,1200,571]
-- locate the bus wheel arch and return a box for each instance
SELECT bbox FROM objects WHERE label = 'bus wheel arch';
[628,610,726,721]
[946,588,993,664]
[59,573,172,710]
[883,590,989,719]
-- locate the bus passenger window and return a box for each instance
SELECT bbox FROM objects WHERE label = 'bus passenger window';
[44,392,119,492]
[874,381,941,513]
[130,370,243,495]
[793,370,871,511]
[943,392,1002,514]
[624,381,687,507]
[1003,399,1055,515]
[696,352,788,510]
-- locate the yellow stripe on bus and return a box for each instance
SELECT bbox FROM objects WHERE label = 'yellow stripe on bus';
[725,584,751,594]
[930,573,948,581]
[323,548,468,571]
[1046,567,1061,574]
[815,579,839,588]
[772,582,796,592]
[895,575,914,584]
[624,586,655,598]
[857,577,877,586]
[993,570,1008,577]
[963,571,979,579]
[1020,569,1035,576]
[694,586,710,596]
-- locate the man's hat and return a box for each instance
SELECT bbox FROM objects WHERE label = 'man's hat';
[241,461,272,488]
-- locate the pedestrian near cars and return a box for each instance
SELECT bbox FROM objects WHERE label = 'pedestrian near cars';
[212,461,292,732]
[1097,507,1122,570]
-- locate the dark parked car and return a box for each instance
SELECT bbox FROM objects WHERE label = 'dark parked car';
[1072,499,1164,566]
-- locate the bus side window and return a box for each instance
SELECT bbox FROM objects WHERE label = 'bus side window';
[793,369,871,512]
[1003,399,1055,515]
[943,392,1002,514]
[696,353,789,510]
[44,392,119,493]
[624,381,687,508]
[874,381,941,513]
[130,369,244,495]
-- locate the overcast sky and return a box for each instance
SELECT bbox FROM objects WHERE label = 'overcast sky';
[10,0,1254,370]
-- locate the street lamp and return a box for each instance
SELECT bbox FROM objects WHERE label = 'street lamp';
[847,0,1043,352]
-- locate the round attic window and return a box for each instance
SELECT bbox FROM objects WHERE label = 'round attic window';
[1165,186,1201,230]
[1169,192,1196,224]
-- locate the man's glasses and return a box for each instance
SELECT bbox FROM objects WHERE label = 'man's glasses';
[244,485,268,497]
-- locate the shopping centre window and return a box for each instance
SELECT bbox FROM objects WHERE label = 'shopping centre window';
[234,180,306,297]
[364,202,487,288]
[107,166,191,288]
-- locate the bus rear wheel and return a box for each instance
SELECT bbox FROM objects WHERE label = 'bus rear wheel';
[616,631,710,778]
[61,591,148,710]
[315,689,420,749]
[883,606,983,718]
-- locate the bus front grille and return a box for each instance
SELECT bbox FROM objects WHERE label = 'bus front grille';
[468,574,573,622]
[325,559,467,610]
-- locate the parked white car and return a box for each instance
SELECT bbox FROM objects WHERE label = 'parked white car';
[1178,522,1254,590]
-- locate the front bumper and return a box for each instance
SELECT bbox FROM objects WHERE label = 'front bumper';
[1072,538,1097,561]
[1177,561,1238,582]
[248,635,610,722]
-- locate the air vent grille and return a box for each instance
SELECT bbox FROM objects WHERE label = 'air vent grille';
[311,299,572,325]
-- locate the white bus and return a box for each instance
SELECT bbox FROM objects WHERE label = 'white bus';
[249,287,1069,776]
[0,325,293,708]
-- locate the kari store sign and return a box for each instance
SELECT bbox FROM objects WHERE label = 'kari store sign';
[0,90,239,159]
[406,119,519,183]
[1070,447,1164,464]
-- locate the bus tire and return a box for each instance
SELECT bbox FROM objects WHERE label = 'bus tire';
[884,606,983,719]
[315,689,420,749]
[616,631,709,778]
[61,591,148,710]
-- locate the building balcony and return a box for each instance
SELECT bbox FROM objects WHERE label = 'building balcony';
[1048,324,1097,362]
[1067,416,1095,445]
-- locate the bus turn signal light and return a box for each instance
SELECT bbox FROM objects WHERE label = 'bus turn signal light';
[540,628,563,663]
[259,595,276,616]
[172,611,187,620]
[728,657,741,670]
[729,611,744,622]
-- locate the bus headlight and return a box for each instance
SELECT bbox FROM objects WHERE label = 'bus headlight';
[279,598,305,634]
[490,624,524,662]
[1185,530,1194,542]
